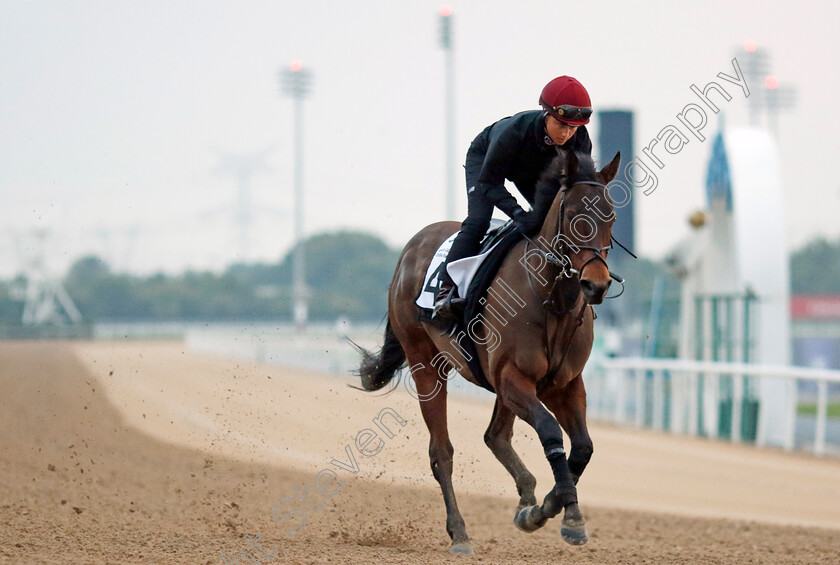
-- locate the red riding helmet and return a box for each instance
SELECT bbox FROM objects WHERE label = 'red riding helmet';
[539,76,592,126]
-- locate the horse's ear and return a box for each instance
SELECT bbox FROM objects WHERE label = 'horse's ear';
[599,151,621,184]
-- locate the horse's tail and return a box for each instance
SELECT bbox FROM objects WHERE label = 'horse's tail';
[350,318,406,392]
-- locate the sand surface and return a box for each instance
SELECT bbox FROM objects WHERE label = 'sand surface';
[1,340,839,564]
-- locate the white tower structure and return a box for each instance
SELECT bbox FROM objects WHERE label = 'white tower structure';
[668,124,793,448]
[726,127,792,447]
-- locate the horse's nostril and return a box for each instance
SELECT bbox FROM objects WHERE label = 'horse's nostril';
[580,279,608,303]
[580,280,596,295]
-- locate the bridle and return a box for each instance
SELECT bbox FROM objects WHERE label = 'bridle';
[522,178,615,311]
[559,180,631,298]
[555,179,613,276]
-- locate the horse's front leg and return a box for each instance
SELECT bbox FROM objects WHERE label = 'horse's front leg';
[543,374,593,485]
[498,365,587,545]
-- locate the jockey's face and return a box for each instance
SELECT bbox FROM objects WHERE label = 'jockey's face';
[545,115,579,146]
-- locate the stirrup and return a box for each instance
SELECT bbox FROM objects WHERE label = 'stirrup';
[432,284,464,322]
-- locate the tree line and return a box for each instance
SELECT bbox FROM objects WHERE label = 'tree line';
[0,231,837,326]
[0,231,399,324]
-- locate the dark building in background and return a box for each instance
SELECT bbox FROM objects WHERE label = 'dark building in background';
[597,110,635,252]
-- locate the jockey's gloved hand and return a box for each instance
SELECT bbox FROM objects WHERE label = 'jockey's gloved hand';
[511,207,541,236]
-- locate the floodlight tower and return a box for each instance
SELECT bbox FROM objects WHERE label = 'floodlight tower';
[762,76,797,139]
[281,60,312,331]
[739,41,769,127]
[737,42,797,139]
[439,6,456,220]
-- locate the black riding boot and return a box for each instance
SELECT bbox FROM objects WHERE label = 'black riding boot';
[431,180,491,323]
[432,272,465,323]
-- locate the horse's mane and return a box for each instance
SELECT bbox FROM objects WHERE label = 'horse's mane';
[566,152,597,186]
[532,150,597,219]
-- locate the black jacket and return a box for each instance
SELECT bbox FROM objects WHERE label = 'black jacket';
[468,110,592,217]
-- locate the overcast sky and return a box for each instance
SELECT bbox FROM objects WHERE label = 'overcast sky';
[1,0,838,277]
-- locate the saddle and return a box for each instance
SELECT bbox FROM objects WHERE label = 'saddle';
[416,220,525,392]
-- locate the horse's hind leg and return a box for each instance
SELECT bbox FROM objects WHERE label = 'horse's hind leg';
[403,342,473,555]
[543,374,593,485]
[484,398,537,511]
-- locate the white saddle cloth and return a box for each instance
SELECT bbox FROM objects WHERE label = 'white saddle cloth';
[415,232,504,310]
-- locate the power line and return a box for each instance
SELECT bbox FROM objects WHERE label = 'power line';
[212,147,275,262]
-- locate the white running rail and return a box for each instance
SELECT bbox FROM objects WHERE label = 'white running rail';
[592,358,840,455]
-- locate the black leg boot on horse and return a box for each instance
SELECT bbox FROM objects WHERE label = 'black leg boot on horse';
[511,404,588,545]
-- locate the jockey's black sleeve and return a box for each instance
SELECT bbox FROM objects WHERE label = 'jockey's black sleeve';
[480,183,521,218]
[476,115,528,217]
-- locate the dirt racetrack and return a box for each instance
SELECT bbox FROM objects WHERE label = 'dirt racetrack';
[1,341,839,564]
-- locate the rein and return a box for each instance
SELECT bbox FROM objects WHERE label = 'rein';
[521,179,610,393]
[517,173,636,391]
[537,299,588,396]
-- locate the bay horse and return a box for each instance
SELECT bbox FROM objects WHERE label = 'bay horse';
[356,149,620,554]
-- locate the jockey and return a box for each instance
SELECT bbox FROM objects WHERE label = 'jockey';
[432,75,594,322]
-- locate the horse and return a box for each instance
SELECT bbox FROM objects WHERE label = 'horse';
[355,148,620,554]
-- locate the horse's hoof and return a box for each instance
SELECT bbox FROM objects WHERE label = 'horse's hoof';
[561,516,588,546]
[515,495,538,513]
[513,505,547,533]
[450,541,474,555]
